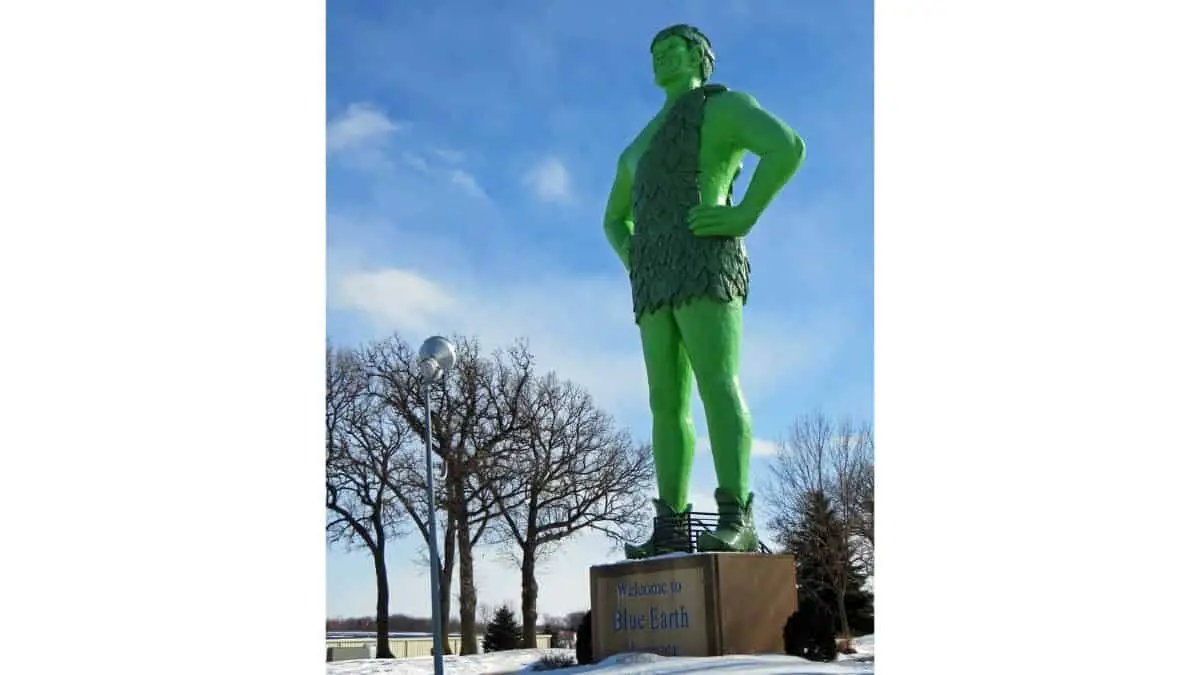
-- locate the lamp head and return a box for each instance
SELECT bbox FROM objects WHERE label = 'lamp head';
[418,336,456,384]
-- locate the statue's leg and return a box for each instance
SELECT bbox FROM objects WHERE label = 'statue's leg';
[640,306,697,510]
[623,307,696,560]
[673,297,759,553]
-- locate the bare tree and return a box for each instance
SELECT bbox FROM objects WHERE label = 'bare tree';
[325,344,411,659]
[486,372,655,647]
[855,445,874,553]
[477,601,495,628]
[763,413,874,634]
[364,335,535,655]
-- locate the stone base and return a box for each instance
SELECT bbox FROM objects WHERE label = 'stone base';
[589,552,798,660]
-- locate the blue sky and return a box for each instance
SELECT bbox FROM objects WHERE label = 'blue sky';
[326,0,873,621]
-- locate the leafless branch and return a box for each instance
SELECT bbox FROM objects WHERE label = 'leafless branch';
[483,371,655,645]
[326,344,413,551]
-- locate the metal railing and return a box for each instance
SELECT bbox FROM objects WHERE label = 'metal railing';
[651,511,772,554]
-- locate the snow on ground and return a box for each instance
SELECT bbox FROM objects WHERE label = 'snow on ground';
[328,632,478,639]
[328,633,453,639]
[328,636,874,675]
[523,652,872,674]
[327,649,573,675]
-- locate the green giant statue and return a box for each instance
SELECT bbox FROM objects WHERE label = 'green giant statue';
[603,25,806,558]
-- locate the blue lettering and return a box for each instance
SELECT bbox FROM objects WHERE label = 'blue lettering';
[613,608,650,632]
[615,581,674,599]
[647,606,690,631]
[643,644,679,656]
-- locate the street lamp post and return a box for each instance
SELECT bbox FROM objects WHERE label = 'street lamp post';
[417,336,457,675]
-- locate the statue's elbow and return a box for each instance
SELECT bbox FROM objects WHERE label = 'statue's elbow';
[791,132,806,165]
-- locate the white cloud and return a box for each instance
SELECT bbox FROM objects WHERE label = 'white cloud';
[327,103,403,154]
[752,438,782,456]
[448,169,485,198]
[336,269,458,335]
[523,156,572,203]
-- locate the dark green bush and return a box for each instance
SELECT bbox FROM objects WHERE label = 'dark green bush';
[530,653,577,671]
[574,610,593,665]
[783,597,837,662]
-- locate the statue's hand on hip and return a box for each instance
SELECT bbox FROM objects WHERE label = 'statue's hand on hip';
[687,203,757,238]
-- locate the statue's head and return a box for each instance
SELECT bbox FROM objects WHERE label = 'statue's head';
[649,24,715,89]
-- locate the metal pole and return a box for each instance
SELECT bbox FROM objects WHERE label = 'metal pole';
[423,380,444,675]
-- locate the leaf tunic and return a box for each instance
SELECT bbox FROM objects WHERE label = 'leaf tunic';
[629,83,751,322]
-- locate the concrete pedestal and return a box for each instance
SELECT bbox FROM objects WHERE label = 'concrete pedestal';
[589,552,798,660]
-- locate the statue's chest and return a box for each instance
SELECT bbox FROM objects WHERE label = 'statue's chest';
[628,87,729,187]
[622,116,666,180]
[632,116,704,184]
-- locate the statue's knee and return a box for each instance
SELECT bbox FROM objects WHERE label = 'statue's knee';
[697,375,741,403]
[647,386,687,418]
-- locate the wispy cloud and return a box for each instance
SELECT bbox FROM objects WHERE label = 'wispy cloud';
[327,102,403,154]
[753,438,783,456]
[397,144,487,200]
[447,169,486,199]
[432,148,466,164]
[523,156,573,204]
[326,104,487,200]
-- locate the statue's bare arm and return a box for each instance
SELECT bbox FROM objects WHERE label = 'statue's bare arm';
[711,91,806,222]
[603,158,635,271]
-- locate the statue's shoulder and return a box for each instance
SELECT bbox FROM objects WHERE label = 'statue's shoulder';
[704,85,758,107]
[703,86,761,123]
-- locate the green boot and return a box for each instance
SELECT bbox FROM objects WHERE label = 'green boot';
[625,499,693,559]
[697,489,759,553]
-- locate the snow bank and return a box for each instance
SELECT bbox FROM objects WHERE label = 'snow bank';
[551,652,872,674]
[328,648,573,675]
[327,636,876,674]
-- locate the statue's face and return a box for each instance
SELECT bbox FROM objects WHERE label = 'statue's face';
[651,35,700,87]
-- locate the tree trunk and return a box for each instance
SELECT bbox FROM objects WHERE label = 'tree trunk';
[440,514,457,654]
[836,582,850,637]
[372,544,395,658]
[455,493,480,654]
[520,547,539,648]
